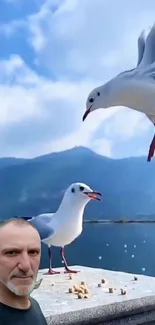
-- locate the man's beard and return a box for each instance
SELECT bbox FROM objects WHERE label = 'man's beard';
[7,280,36,296]
[5,269,36,297]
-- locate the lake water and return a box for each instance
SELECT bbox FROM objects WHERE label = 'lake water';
[40,223,155,277]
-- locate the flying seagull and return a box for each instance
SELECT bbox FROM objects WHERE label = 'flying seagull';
[25,182,102,275]
[83,23,155,162]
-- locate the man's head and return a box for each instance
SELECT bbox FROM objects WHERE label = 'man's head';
[0,218,41,298]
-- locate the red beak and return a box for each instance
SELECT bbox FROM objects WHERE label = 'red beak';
[84,191,102,201]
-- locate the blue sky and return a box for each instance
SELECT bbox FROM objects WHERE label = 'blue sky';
[0,0,155,159]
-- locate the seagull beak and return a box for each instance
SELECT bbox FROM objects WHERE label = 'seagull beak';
[84,191,102,201]
[82,107,91,121]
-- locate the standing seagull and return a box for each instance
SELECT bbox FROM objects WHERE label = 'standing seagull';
[26,182,102,275]
[83,23,155,162]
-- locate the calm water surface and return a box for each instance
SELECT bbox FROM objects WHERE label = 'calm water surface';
[40,223,155,276]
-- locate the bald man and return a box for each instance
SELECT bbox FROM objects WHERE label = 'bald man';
[0,218,47,324]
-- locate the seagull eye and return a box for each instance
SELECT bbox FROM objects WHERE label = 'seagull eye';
[97,92,100,96]
[79,186,84,192]
[71,188,75,193]
[89,98,94,103]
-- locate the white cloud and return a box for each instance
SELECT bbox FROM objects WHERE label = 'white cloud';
[0,54,116,157]
[90,138,112,157]
[0,0,155,158]
[25,0,155,79]
[102,109,151,141]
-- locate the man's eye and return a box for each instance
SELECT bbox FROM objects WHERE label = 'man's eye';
[29,250,39,256]
[6,251,18,256]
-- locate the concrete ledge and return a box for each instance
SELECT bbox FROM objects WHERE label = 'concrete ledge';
[31,266,155,325]
[46,299,155,325]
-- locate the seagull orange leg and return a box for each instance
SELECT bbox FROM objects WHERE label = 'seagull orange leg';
[44,246,60,275]
[147,132,155,162]
[60,247,79,273]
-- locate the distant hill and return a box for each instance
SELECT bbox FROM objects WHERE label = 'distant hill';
[0,146,155,220]
[0,157,28,169]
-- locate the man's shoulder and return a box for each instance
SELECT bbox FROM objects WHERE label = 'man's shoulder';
[30,296,41,308]
[29,296,46,315]
[29,296,48,324]
[0,298,48,325]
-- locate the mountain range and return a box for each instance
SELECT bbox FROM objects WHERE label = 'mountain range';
[0,146,155,220]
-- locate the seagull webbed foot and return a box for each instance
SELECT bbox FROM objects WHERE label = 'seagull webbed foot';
[44,268,60,275]
[64,268,79,274]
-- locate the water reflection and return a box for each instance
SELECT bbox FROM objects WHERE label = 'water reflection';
[40,223,155,277]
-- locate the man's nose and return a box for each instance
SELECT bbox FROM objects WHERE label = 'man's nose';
[18,253,31,273]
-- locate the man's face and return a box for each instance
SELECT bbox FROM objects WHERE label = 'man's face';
[0,222,41,297]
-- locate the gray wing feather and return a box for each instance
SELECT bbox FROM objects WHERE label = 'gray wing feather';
[137,31,145,66]
[29,214,55,240]
[146,114,155,125]
[139,24,155,67]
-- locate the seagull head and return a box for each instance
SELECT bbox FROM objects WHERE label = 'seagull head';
[66,182,102,204]
[58,182,102,214]
[82,84,110,121]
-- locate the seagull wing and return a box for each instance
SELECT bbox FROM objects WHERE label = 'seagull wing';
[117,31,146,78]
[146,114,155,126]
[29,213,55,241]
[139,24,155,68]
[137,30,146,66]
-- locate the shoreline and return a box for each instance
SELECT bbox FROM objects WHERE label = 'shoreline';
[84,219,155,224]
